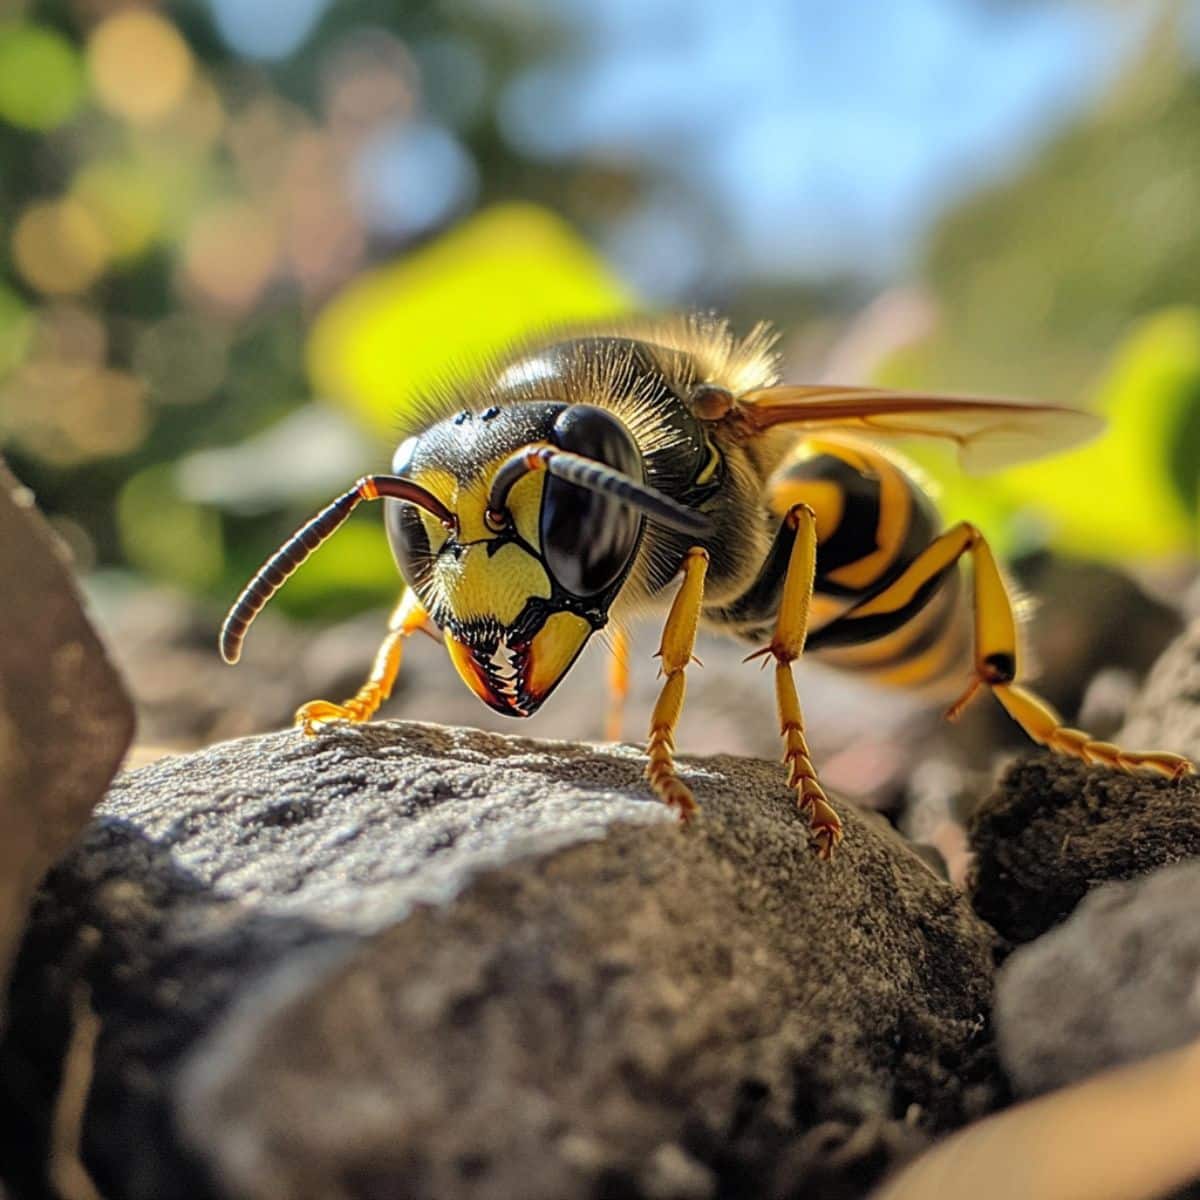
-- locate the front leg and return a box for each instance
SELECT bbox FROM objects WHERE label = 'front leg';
[296,590,434,733]
[645,547,709,819]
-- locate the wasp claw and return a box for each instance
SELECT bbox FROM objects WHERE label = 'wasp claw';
[294,697,372,735]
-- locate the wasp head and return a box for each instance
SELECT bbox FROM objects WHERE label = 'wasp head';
[385,402,705,716]
[217,397,709,716]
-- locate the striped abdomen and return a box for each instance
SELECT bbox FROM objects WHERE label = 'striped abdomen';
[735,436,970,696]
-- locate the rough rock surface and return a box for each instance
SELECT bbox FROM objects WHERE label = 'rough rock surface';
[1,722,1000,1200]
[1119,619,1200,763]
[967,756,1200,946]
[995,860,1200,1097]
[0,459,135,1013]
[969,620,1200,947]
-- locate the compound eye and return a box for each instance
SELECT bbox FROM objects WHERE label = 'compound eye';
[391,435,419,474]
[384,436,432,593]
[541,405,643,596]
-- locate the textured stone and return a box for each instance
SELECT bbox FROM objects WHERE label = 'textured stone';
[994,860,1200,1096]
[1119,620,1200,764]
[968,620,1200,947]
[968,755,1200,946]
[0,722,999,1200]
[0,459,135,1013]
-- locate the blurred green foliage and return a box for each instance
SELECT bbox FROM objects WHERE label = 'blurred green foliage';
[898,308,1200,561]
[309,203,631,438]
[919,23,1200,405]
[0,22,85,131]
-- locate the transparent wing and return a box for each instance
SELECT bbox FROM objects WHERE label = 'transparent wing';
[738,384,1103,474]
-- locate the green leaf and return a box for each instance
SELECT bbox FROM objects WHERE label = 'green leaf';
[308,203,632,437]
[888,308,1200,563]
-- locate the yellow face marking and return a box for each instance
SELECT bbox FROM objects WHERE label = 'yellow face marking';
[435,541,552,627]
[410,465,457,555]
[410,457,547,549]
[410,453,553,630]
[526,611,591,697]
[508,468,545,549]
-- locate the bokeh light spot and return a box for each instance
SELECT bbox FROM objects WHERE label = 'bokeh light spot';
[0,23,85,131]
[208,0,330,62]
[0,286,34,380]
[13,199,109,295]
[163,73,226,150]
[181,202,278,313]
[279,133,365,293]
[73,160,165,260]
[0,364,148,466]
[32,302,107,367]
[321,27,416,138]
[118,463,224,589]
[89,10,193,125]
[351,120,477,238]
[134,314,229,406]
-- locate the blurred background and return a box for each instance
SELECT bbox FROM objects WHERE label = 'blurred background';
[3,0,1200,866]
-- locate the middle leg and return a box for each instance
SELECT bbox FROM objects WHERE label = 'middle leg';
[746,503,844,858]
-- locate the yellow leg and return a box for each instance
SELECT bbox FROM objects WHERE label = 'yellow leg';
[824,521,1194,780]
[953,526,1192,778]
[747,504,843,858]
[645,547,708,819]
[606,627,630,742]
[296,590,432,734]
[991,684,1192,779]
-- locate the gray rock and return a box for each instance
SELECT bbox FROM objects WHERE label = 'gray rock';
[0,722,999,1200]
[0,458,134,1010]
[1119,619,1200,763]
[968,618,1200,947]
[968,755,1200,946]
[995,860,1200,1096]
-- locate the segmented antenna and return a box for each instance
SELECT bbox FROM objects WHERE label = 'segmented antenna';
[487,446,711,536]
[219,475,453,665]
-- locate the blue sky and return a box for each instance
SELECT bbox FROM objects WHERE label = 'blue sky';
[210,0,1159,292]
[497,0,1153,287]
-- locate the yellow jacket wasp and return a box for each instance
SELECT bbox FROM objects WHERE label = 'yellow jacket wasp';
[220,315,1192,857]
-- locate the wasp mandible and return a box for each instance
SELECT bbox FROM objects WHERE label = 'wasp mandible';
[220,315,1193,857]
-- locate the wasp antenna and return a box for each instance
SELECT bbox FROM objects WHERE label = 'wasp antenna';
[488,445,711,536]
[219,475,453,665]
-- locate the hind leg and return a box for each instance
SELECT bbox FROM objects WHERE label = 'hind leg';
[813,522,1193,779]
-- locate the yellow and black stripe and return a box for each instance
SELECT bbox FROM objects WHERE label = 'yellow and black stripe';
[710,435,971,696]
